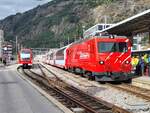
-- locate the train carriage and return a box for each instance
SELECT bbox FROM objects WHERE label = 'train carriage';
[18,49,33,68]
[53,45,69,69]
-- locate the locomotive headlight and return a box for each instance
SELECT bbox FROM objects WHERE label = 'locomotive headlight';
[99,61,104,65]
[125,61,129,64]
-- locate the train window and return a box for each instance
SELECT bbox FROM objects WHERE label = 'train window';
[98,42,115,53]
[98,42,127,53]
[118,42,127,52]
[56,48,65,60]
[20,52,31,60]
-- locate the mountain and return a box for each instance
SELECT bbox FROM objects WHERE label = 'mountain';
[0,0,150,48]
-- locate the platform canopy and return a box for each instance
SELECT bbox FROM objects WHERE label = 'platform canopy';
[102,9,150,36]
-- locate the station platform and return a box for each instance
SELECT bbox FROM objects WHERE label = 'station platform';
[0,65,66,113]
[132,76,150,90]
[0,63,4,67]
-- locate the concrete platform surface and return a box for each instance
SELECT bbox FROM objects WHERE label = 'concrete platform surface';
[0,69,64,113]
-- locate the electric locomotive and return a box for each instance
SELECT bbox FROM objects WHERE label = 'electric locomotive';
[18,49,33,68]
[49,35,133,82]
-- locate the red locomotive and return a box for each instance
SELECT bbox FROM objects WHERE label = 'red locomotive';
[18,49,33,68]
[47,35,133,82]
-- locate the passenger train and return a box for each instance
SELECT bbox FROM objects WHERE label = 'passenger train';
[18,49,33,68]
[45,35,133,82]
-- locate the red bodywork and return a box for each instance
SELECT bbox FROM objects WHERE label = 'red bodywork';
[49,36,132,81]
[18,49,33,66]
[66,37,131,73]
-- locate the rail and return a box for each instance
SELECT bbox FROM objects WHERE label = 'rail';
[108,83,150,101]
[17,64,131,113]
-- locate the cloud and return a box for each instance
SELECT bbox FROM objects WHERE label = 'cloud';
[0,0,51,20]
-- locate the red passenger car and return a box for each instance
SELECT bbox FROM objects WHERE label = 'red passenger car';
[50,35,133,82]
[18,49,33,68]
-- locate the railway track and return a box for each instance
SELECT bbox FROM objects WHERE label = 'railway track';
[44,63,150,102]
[108,83,150,101]
[17,64,131,113]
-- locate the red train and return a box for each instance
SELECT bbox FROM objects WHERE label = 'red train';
[46,35,133,82]
[18,49,33,68]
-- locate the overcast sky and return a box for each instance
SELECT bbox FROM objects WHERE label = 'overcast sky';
[0,0,51,20]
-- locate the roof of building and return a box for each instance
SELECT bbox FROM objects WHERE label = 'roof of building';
[101,9,150,36]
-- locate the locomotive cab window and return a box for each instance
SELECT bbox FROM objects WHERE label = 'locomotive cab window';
[98,42,127,53]
[20,50,31,60]
[118,42,127,52]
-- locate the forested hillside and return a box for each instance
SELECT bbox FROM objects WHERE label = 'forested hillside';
[0,0,150,48]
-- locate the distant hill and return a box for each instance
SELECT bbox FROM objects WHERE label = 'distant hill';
[0,0,150,48]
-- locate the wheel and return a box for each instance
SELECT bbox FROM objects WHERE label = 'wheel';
[90,75,95,80]
[74,68,82,75]
[124,79,132,83]
[99,81,106,84]
[68,68,73,73]
[84,72,93,80]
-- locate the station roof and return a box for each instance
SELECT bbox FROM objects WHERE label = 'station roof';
[102,9,150,36]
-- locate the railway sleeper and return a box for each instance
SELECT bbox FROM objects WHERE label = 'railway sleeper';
[71,107,85,113]
[82,96,93,100]
[78,100,95,104]
[88,104,107,109]
[74,95,91,100]
[58,99,67,103]
[69,104,78,108]
[96,109,113,113]
[90,106,103,109]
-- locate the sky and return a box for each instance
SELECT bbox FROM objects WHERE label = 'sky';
[0,0,51,20]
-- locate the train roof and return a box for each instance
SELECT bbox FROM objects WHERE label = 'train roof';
[69,35,128,47]
[20,49,32,53]
[55,35,129,51]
